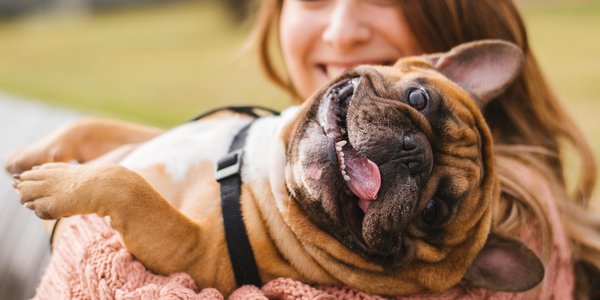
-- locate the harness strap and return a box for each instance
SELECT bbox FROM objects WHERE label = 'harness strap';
[213,106,280,287]
[216,121,261,287]
[189,105,280,122]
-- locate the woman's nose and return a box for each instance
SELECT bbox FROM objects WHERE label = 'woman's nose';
[322,1,371,52]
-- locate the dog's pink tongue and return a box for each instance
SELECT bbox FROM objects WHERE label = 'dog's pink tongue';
[343,146,381,209]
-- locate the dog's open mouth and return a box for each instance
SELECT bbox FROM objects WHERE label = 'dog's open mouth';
[318,77,382,218]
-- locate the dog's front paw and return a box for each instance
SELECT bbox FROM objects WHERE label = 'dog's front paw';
[13,162,103,219]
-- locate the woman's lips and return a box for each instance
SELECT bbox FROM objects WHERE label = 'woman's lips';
[326,65,352,79]
[318,60,395,79]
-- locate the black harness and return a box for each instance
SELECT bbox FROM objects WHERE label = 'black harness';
[208,106,279,287]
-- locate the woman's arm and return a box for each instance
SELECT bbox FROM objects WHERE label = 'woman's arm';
[5,116,164,174]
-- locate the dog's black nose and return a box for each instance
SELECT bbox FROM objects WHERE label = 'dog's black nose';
[402,135,419,151]
[400,134,431,176]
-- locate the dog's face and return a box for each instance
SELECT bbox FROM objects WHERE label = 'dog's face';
[285,52,494,266]
[283,40,544,293]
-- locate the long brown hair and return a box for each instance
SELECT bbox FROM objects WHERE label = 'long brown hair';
[250,0,599,298]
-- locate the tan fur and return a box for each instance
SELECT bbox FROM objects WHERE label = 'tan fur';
[10,41,540,296]
[276,62,498,293]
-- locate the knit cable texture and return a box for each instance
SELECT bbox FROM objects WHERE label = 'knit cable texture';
[35,173,574,300]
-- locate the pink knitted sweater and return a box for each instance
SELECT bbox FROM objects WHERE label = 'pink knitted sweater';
[34,206,574,300]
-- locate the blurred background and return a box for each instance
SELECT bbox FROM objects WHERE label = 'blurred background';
[0,0,598,128]
[0,0,598,298]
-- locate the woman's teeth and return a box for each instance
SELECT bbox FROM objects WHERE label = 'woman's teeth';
[326,65,350,79]
[324,61,394,79]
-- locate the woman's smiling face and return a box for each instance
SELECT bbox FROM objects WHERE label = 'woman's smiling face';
[279,0,421,99]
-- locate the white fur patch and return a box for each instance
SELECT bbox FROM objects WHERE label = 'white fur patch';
[243,107,299,213]
[120,115,250,182]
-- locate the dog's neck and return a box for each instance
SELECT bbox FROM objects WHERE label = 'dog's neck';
[242,106,341,284]
[242,106,297,203]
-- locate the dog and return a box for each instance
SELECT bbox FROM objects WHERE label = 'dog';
[10,40,544,296]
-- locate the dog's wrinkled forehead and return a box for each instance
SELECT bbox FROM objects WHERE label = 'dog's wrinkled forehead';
[348,58,466,101]
[342,59,481,139]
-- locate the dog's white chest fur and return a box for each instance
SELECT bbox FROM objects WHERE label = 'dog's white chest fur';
[118,107,299,184]
[119,115,251,181]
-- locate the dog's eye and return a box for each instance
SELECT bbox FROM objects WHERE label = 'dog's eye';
[407,88,429,111]
[421,198,449,226]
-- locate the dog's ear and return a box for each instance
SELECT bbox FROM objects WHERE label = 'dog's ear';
[462,234,544,292]
[426,40,524,108]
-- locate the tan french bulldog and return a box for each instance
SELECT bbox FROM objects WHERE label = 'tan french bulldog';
[10,40,544,296]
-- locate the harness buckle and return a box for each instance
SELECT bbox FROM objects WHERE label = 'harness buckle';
[215,149,244,181]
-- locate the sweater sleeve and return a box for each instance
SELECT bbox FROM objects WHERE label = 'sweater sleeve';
[35,207,572,299]
[34,215,224,300]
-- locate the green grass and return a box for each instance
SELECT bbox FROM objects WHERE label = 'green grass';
[518,1,600,194]
[0,2,287,126]
[0,1,598,192]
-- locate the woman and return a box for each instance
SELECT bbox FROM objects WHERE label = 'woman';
[253,2,600,296]
[256,2,600,297]
[7,0,599,298]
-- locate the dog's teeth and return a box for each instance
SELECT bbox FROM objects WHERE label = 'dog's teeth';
[341,129,346,134]
[336,140,347,147]
[339,152,344,157]
[340,163,346,170]
[341,170,347,176]
[343,175,351,181]
[336,146,342,152]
